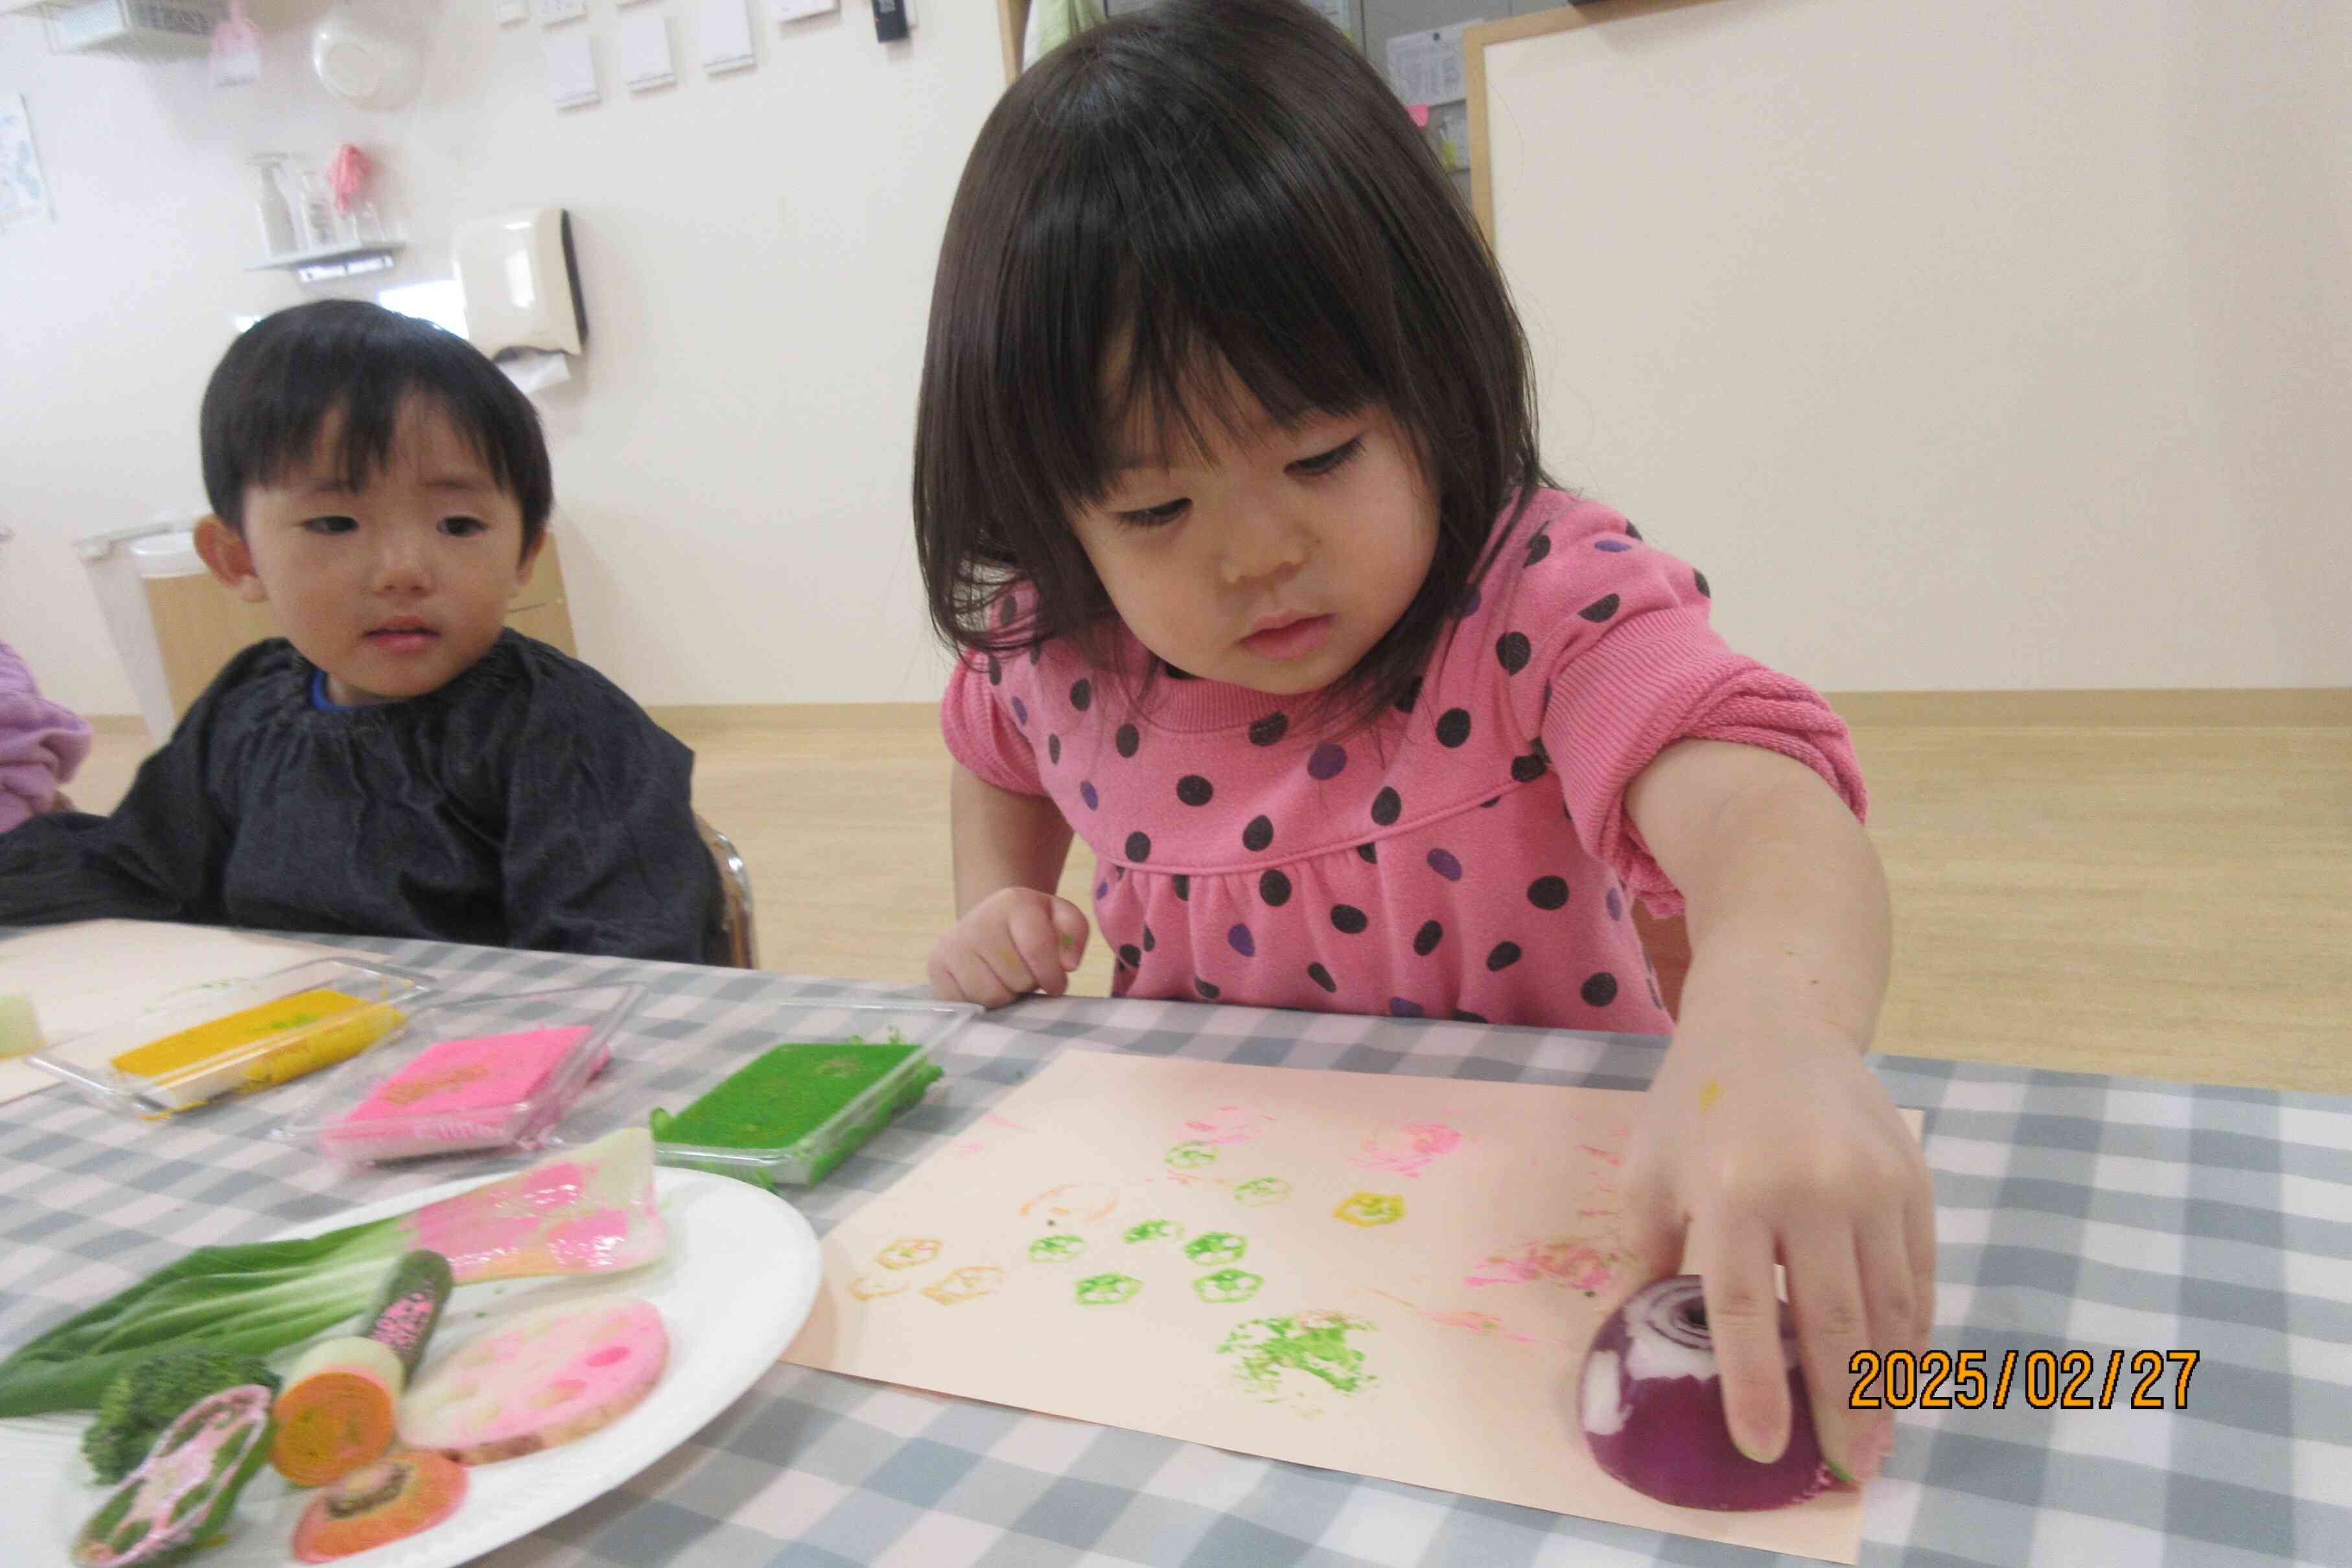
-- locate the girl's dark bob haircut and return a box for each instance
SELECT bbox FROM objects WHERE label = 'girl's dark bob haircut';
[913,0,1550,730]
[200,298,554,559]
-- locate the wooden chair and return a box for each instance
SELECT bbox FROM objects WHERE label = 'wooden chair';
[1631,906,1691,1021]
[693,813,758,969]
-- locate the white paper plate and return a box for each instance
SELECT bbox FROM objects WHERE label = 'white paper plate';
[10,1166,821,1568]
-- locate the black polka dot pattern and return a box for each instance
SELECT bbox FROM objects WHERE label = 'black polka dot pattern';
[1625,520,1643,540]
[1436,708,1472,747]
[1047,735,1060,765]
[1371,787,1401,826]
[1143,925,1156,951]
[1486,941,1522,971]
[1305,962,1336,993]
[1331,905,1369,934]
[1578,594,1621,623]
[1525,531,1552,566]
[1511,750,1548,783]
[1249,713,1289,746]
[986,654,1002,685]
[1259,869,1292,906]
[1124,831,1151,862]
[1582,972,1618,1007]
[1528,875,1568,909]
[1116,723,1139,757]
[1118,943,1141,968]
[1356,842,1379,864]
[1071,678,1093,710]
[1176,774,1214,807]
[1194,977,1219,999]
[1390,998,1425,1018]
[1412,919,1443,956]
[1694,570,1711,599]
[1496,632,1532,674]
[1173,875,1190,901]
[1242,815,1274,851]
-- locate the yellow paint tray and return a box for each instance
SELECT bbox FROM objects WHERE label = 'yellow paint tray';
[25,956,432,1118]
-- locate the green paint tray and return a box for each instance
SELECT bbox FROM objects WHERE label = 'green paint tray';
[647,998,973,1188]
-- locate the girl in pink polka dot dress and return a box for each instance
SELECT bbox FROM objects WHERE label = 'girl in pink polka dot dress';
[914,0,1929,1490]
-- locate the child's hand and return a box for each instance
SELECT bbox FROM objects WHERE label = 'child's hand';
[926,888,1091,1008]
[1618,1024,1935,1487]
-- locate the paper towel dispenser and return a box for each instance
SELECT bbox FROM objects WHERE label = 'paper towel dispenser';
[452,207,587,360]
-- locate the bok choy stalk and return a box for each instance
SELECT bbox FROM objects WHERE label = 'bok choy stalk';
[0,1128,665,1417]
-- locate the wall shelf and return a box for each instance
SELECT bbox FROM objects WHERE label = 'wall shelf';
[244,239,405,284]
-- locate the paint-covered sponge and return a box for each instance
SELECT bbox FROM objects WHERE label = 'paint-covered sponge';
[398,1295,667,1465]
[318,1025,599,1159]
[0,993,42,1059]
[649,1039,941,1187]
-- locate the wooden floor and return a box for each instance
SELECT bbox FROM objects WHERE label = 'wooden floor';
[65,700,2351,1096]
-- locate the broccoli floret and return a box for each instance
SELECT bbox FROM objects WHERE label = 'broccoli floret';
[80,1345,280,1484]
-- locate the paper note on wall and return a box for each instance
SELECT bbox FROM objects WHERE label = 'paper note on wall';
[1386,21,1481,108]
[788,1050,1898,1564]
[0,93,52,233]
[698,0,757,74]
[620,11,678,91]
[546,34,600,107]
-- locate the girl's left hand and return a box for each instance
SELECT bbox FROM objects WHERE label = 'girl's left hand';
[1618,1021,1935,1486]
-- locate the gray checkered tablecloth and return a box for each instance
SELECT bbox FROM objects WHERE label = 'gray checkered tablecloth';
[2,935,2346,1568]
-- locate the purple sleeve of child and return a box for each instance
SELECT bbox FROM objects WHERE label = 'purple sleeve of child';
[0,640,93,833]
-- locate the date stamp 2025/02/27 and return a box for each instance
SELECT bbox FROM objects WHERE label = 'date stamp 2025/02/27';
[1850,1350,2202,1411]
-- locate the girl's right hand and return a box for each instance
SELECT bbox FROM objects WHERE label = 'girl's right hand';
[926,887,1091,1008]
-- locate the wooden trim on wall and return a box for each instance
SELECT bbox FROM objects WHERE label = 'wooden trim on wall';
[1465,0,1734,248]
[635,691,2352,735]
[998,0,1028,86]
[1826,689,2352,728]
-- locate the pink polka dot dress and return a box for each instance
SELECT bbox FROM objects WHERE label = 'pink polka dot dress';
[942,492,1866,1033]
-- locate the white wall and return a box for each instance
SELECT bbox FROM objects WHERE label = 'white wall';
[0,0,1003,715]
[1482,0,2350,691]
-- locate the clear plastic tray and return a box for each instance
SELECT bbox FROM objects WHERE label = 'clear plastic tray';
[277,981,643,1162]
[646,997,976,1189]
[25,957,433,1118]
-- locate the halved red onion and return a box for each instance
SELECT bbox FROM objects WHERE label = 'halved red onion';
[1579,1274,1832,1511]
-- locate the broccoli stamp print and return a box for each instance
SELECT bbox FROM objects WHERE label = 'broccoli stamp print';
[1165,1141,1218,1170]
[1123,1219,1184,1243]
[1233,1176,1292,1206]
[1028,1234,1088,1263]
[1218,1311,1378,1409]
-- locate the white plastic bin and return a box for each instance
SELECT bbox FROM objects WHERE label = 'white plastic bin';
[75,514,200,744]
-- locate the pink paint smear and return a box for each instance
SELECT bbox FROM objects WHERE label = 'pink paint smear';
[1351,1122,1463,1179]
[1181,1104,1269,1146]
[1465,1238,1618,1291]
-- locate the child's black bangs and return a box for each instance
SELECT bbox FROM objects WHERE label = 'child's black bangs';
[1014,69,1401,518]
[203,301,552,540]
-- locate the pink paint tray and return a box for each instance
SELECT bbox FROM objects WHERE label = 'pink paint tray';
[277,982,642,1162]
